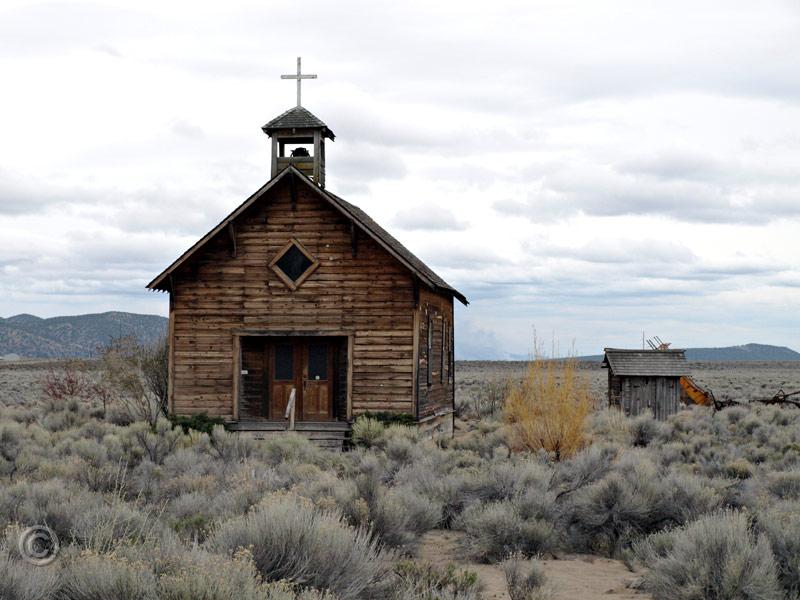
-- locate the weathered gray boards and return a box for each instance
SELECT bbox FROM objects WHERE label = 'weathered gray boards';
[602,349,689,420]
[148,101,467,440]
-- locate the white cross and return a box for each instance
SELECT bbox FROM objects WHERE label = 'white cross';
[281,57,317,107]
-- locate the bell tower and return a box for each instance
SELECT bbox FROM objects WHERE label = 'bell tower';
[261,57,334,188]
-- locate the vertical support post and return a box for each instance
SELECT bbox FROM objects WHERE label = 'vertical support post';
[319,135,326,189]
[167,291,176,416]
[412,307,420,421]
[449,299,455,419]
[346,335,354,420]
[271,136,278,178]
[232,334,241,421]
[313,131,321,184]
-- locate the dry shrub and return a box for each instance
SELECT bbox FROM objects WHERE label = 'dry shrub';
[98,336,168,426]
[457,500,556,562]
[502,553,552,600]
[41,361,89,410]
[634,510,781,600]
[157,549,336,600]
[391,561,480,600]
[758,501,800,597]
[59,551,159,600]
[210,492,389,600]
[505,354,591,460]
[0,547,59,600]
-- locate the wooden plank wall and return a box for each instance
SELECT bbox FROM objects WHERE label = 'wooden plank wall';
[608,371,622,407]
[619,375,680,420]
[170,178,416,419]
[416,288,455,419]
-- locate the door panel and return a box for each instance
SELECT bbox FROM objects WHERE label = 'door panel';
[256,337,337,422]
[302,340,334,421]
[269,341,300,420]
[240,338,268,419]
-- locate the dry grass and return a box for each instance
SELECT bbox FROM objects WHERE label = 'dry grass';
[504,355,591,460]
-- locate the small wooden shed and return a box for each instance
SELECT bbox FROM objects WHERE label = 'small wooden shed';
[602,349,689,420]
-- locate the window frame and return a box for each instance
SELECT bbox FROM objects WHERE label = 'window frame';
[269,238,320,291]
[426,311,433,387]
[441,318,446,385]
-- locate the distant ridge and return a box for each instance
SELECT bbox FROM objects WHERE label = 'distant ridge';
[578,343,800,362]
[684,343,800,362]
[0,312,168,359]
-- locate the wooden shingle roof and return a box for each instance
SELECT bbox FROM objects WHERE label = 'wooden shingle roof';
[147,166,467,305]
[261,106,335,139]
[602,349,688,377]
[325,190,464,303]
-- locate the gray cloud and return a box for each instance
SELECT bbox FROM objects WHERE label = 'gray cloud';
[494,160,800,225]
[618,153,727,183]
[329,144,407,183]
[392,206,467,232]
[0,168,97,216]
[0,3,162,57]
[170,119,206,140]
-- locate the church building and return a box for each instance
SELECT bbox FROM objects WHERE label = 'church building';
[148,59,468,439]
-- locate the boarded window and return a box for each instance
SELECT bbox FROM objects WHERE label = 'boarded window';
[441,319,446,384]
[308,343,328,380]
[449,323,454,384]
[427,312,433,387]
[274,344,294,380]
[270,239,319,290]
[275,244,312,282]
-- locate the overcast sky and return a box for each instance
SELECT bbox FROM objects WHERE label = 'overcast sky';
[1,0,799,357]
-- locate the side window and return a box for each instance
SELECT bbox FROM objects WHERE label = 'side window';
[449,322,454,384]
[426,312,433,387]
[441,319,446,384]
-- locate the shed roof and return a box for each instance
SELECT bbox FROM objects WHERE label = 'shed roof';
[602,349,688,377]
[147,166,467,305]
[261,106,335,139]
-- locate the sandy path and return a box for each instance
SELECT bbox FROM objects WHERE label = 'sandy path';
[416,530,651,600]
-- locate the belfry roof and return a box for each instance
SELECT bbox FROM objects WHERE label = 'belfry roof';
[261,106,335,139]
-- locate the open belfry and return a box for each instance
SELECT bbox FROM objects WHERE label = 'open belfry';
[148,58,468,444]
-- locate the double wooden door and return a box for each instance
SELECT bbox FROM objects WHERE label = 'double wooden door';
[241,337,334,421]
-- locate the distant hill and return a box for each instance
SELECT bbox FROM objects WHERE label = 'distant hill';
[578,343,800,363]
[0,312,168,358]
[684,343,800,361]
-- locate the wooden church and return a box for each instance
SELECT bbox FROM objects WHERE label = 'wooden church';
[148,59,467,439]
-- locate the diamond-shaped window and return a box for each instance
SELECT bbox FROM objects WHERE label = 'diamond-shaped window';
[270,239,319,290]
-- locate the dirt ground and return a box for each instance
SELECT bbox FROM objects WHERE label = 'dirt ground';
[417,530,650,600]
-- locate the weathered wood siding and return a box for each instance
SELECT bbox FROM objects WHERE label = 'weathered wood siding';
[617,375,680,420]
[170,177,415,419]
[608,371,623,407]
[416,288,455,419]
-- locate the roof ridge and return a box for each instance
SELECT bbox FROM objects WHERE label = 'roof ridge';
[604,348,686,352]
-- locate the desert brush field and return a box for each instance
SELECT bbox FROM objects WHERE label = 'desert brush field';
[0,357,799,600]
